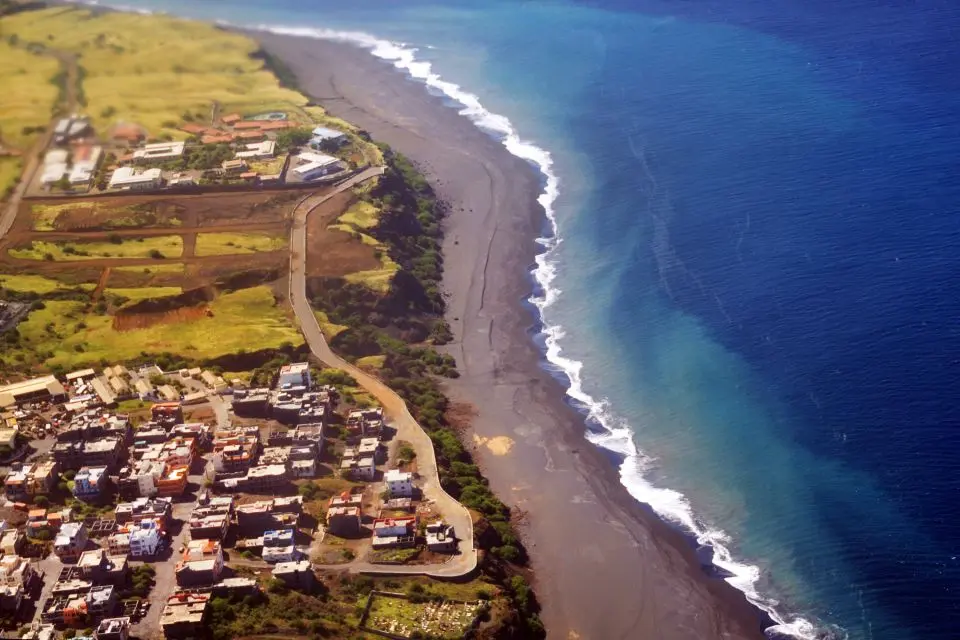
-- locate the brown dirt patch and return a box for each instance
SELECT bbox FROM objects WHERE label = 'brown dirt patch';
[306,191,381,278]
[112,305,209,331]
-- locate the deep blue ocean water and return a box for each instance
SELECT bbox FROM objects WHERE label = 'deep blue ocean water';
[84,0,960,636]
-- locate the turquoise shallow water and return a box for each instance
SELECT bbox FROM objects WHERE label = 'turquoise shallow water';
[82,1,960,637]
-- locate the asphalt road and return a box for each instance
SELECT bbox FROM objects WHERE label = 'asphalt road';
[288,168,478,579]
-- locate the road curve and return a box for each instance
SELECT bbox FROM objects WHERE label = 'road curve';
[288,167,478,579]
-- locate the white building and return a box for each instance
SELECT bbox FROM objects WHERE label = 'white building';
[108,167,162,191]
[128,521,161,557]
[67,145,103,185]
[292,151,341,181]
[384,469,414,497]
[234,140,276,160]
[132,141,185,163]
[40,149,69,185]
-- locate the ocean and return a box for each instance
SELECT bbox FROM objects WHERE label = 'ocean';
[83,0,960,637]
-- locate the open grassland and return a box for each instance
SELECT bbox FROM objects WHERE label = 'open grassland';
[9,236,183,261]
[314,310,349,339]
[0,6,308,139]
[337,200,379,229]
[344,253,400,293]
[0,273,93,294]
[30,201,182,231]
[3,285,302,369]
[365,593,482,640]
[0,157,23,199]
[104,286,182,302]
[194,232,286,256]
[0,40,61,150]
[113,263,184,275]
[247,156,286,175]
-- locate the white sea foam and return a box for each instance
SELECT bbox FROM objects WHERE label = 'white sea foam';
[72,3,822,634]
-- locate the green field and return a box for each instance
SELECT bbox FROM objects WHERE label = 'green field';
[194,232,286,257]
[0,157,23,199]
[356,355,386,370]
[344,253,400,293]
[10,236,183,261]
[0,40,61,150]
[365,594,480,639]
[30,201,181,231]
[113,263,184,275]
[337,200,380,229]
[3,285,303,369]
[314,310,349,339]
[247,156,286,175]
[0,273,91,294]
[0,7,309,139]
[105,286,182,302]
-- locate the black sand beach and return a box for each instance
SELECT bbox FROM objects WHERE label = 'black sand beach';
[255,31,770,640]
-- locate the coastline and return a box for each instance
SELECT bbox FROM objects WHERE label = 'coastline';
[253,30,772,640]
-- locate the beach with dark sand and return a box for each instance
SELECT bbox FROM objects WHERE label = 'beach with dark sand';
[255,31,770,640]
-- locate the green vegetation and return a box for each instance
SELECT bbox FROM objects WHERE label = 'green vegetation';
[31,201,182,231]
[0,6,310,139]
[0,39,60,149]
[0,273,86,294]
[369,547,420,564]
[356,354,385,370]
[314,310,348,339]
[2,285,302,369]
[194,232,286,257]
[104,286,182,303]
[114,263,183,275]
[116,399,149,412]
[10,236,183,261]
[365,592,482,639]
[0,157,23,200]
[310,148,544,637]
[338,199,380,229]
[247,155,285,175]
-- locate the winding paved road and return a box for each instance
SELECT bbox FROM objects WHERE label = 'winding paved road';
[288,168,478,579]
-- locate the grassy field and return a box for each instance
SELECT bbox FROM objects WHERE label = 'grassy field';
[314,310,349,339]
[247,156,286,175]
[113,263,184,275]
[10,236,183,261]
[0,40,61,150]
[0,6,309,139]
[344,253,400,293]
[356,355,386,370]
[3,285,302,369]
[104,286,182,302]
[0,273,91,294]
[365,593,481,639]
[30,201,181,231]
[337,200,379,229]
[0,157,23,199]
[194,232,286,256]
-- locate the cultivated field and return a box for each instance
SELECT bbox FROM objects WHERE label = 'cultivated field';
[194,232,286,256]
[365,593,482,639]
[10,235,184,261]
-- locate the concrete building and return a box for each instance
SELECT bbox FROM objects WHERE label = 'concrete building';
[234,139,276,159]
[54,522,89,562]
[160,592,209,639]
[271,560,314,590]
[277,362,311,392]
[385,469,414,497]
[326,506,361,537]
[107,167,162,191]
[128,520,162,557]
[114,497,172,527]
[262,529,296,563]
[132,141,185,164]
[175,539,223,586]
[292,151,341,180]
[68,145,103,185]
[425,522,457,552]
[308,126,347,149]
[77,549,128,583]
[4,460,58,501]
[117,460,164,499]
[0,554,38,613]
[95,617,131,640]
[0,375,67,408]
[73,466,108,500]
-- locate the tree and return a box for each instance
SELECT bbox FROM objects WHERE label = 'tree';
[276,127,312,151]
[53,175,71,191]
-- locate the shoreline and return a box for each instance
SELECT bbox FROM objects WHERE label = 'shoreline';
[250,29,772,640]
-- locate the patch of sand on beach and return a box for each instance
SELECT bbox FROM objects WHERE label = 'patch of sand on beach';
[473,434,515,456]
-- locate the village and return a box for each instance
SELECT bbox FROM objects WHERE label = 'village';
[33,112,357,195]
[0,361,477,640]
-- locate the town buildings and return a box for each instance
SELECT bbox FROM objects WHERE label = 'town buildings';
[160,592,209,639]
[385,470,415,497]
[54,522,89,562]
[175,539,224,586]
[73,466,109,500]
[3,461,58,501]
[0,375,67,408]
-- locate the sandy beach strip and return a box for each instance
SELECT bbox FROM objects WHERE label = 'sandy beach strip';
[254,31,771,640]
